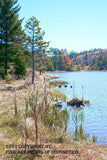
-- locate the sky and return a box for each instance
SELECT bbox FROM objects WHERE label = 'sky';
[18,0,107,52]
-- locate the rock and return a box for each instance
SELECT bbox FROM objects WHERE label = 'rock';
[58,85,62,88]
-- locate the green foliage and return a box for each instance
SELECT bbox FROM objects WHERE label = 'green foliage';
[72,111,89,141]
[81,63,84,69]
[76,65,81,71]
[49,80,68,87]
[42,104,69,134]
[90,56,107,70]
[67,98,84,107]
[61,108,70,132]
[25,17,43,82]
[0,0,23,76]
[49,48,68,71]
[35,40,50,75]
[0,117,18,128]
[47,58,55,71]
[66,63,74,71]
[5,74,12,84]
[72,111,97,143]
[52,89,66,101]
[14,53,27,79]
[92,135,97,143]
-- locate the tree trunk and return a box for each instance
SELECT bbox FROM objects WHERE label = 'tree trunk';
[32,52,34,84]
[40,69,41,75]
[32,21,35,84]
[5,19,8,75]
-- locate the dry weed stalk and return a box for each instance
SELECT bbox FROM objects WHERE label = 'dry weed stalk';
[13,87,17,116]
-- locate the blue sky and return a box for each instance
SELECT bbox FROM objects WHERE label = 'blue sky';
[19,0,107,52]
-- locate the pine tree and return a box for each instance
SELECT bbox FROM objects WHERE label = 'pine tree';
[46,58,54,71]
[14,52,27,79]
[35,37,50,75]
[25,17,42,83]
[0,0,22,77]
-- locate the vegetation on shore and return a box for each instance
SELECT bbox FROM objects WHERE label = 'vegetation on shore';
[49,80,68,87]
[67,98,90,107]
[0,72,107,159]
[0,0,107,159]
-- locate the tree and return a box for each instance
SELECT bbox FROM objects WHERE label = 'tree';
[46,58,54,71]
[84,53,88,65]
[50,48,59,70]
[77,65,81,71]
[14,53,27,79]
[50,48,66,70]
[35,39,50,75]
[63,54,72,69]
[0,0,22,76]
[81,63,84,70]
[25,17,41,84]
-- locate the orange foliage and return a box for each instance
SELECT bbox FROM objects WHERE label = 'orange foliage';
[63,55,72,68]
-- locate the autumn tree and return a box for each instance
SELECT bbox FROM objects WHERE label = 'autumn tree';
[50,48,66,70]
[62,49,73,70]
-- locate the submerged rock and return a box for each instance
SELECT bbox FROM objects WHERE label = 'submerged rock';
[64,84,67,87]
[58,84,62,88]
[53,101,62,107]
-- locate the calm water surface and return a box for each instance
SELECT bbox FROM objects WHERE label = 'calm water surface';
[49,72,107,145]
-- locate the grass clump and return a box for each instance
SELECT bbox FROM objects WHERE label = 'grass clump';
[72,111,89,141]
[50,80,68,87]
[5,74,12,84]
[92,135,97,143]
[0,117,18,128]
[42,104,70,143]
[52,89,66,101]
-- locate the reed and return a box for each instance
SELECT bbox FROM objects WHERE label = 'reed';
[13,87,17,117]
[72,111,88,141]
[34,92,38,145]
[92,135,97,143]
[25,98,28,146]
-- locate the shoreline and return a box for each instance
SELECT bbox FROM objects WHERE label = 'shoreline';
[48,72,107,146]
[0,72,107,159]
[46,70,107,73]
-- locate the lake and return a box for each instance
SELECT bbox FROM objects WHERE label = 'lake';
[49,72,107,145]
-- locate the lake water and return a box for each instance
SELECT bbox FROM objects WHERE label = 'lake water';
[49,72,107,145]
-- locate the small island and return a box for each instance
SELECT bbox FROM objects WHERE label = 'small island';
[67,98,90,107]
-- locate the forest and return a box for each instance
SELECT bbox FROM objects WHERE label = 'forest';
[0,0,74,83]
[1,0,107,84]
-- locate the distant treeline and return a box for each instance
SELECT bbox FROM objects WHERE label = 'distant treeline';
[47,48,73,71]
[0,0,107,81]
[90,56,107,70]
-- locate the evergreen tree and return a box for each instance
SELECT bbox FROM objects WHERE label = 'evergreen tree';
[77,65,81,71]
[25,16,41,84]
[50,48,63,70]
[90,55,107,70]
[36,39,50,75]
[0,0,22,76]
[14,53,27,79]
[46,58,54,71]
